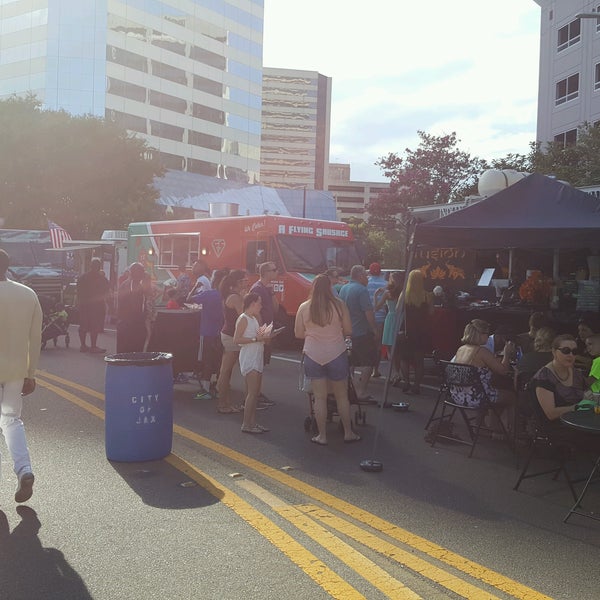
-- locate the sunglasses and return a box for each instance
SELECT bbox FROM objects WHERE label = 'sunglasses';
[556,347,577,355]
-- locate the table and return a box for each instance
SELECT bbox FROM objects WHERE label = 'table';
[560,410,600,523]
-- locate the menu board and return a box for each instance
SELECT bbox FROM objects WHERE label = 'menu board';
[576,281,600,311]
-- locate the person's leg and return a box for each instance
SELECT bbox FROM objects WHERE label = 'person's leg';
[241,370,262,430]
[329,378,358,441]
[0,380,35,502]
[373,322,384,376]
[310,379,329,444]
[412,350,425,393]
[216,351,239,411]
[78,309,89,350]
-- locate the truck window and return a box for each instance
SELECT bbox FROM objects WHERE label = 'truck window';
[246,241,268,274]
[158,235,198,267]
[276,235,360,273]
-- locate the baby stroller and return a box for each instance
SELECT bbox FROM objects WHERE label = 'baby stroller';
[38,295,71,349]
[300,355,369,435]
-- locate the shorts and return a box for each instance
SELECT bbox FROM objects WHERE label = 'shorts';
[304,351,348,381]
[349,333,378,367]
[220,332,239,353]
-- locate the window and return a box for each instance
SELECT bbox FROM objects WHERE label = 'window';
[192,103,225,125]
[277,236,360,273]
[151,60,187,85]
[149,90,187,114]
[557,18,581,52]
[555,74,579,105]
[188,131,222,151]
[107,78,146,103]
[554,129,577,147]
[158,236,198,268]
[595,63,600,90]
[150,121,184,142]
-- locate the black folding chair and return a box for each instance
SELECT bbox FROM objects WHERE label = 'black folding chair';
[513,383,579,502]
[429,361,511,458]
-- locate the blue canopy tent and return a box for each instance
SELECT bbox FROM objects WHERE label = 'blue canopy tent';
[414,173,600,250]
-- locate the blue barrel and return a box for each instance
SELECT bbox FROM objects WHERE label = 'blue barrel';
[104,352,173,462]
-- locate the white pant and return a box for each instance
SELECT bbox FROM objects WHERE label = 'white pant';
[0,379,32,480]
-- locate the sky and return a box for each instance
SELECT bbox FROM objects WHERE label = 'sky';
[262,1,541,182]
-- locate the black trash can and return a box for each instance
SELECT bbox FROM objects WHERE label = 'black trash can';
[146,309,201,375]
[104,352,173,461]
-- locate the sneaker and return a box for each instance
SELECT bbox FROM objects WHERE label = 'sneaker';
[193,389,212,400]
[240,403,268,410]
[89,346,106,354]
[15,472,34,503]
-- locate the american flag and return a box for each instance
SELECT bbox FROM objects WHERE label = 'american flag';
[48,220,72,249]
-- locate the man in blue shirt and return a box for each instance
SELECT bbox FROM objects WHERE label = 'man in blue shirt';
[339,265,377,400]
[367,262,387,377]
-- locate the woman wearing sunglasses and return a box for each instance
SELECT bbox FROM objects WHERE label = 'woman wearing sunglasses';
[534,334,584,421]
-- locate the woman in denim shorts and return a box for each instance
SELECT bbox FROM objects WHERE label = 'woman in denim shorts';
[294,275,361,445]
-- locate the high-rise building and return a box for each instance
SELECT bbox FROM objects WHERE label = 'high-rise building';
[0,0,263,183]
[534,1,600,146]
[328,163,389,222]
[260,67,331,190]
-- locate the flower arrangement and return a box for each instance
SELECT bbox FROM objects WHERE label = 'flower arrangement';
[519,271,553,305]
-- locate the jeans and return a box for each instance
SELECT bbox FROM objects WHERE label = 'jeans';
[0,380,32,480]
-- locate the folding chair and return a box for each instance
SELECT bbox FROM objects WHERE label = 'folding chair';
[513,383,579,502]
[429,361,511,458]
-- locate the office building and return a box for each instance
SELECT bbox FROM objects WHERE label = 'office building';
[0,0,263,182]
[328,163,389,222]
[260,67,331,190]
[534,1,600,146]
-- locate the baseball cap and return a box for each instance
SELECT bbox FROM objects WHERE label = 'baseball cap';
[369,262,381,275]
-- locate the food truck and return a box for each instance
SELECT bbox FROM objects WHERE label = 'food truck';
[127,215,361,323]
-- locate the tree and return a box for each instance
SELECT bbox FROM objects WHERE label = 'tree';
[373,131,486,214]
[529,124,600,186]
[0,95,164,237]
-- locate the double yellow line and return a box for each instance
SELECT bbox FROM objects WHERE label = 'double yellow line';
[36,370,552,600]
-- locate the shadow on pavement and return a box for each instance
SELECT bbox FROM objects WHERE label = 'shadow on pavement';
[0,506,93,600]
[108,459,222,509]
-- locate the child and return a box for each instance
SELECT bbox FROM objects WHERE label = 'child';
[165,287,181,309]
[233,293,270,434]
[585,334,600,392]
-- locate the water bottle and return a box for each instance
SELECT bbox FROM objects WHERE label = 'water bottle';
[344,337,353,352]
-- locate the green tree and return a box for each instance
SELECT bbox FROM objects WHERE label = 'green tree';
[373,131,486,216]
[0,95,164,237]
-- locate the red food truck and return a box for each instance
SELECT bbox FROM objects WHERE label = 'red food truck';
[127,215,361,327]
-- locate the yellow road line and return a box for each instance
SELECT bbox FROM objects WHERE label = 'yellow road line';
[38,370,105,400]
[35,372,552,600]
[36,376,366,600]
[296,504,503,600]
[236,480,421,600]
[165,454,366,600]
[37,378,105,419]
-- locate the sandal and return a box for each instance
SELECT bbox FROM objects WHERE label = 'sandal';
[311,436,328,446]
[344,434,362,444]
[217,406,241,414]
[241,425,264,434]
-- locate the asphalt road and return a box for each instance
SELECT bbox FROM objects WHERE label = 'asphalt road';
[0,327,598,599]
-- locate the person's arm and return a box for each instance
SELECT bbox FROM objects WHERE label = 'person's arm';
[536,386,575,420]
[294,304,307,340]
[233,315,249,345]
[340,302,352,337]
[227,293,243,317]
[374,289,388,312]
[365,309,376,333]
[28,297,43,379]
[479,345,513,376]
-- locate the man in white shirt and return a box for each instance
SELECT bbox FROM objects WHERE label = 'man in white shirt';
[0,249,42,503]
[187,260,212,301]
